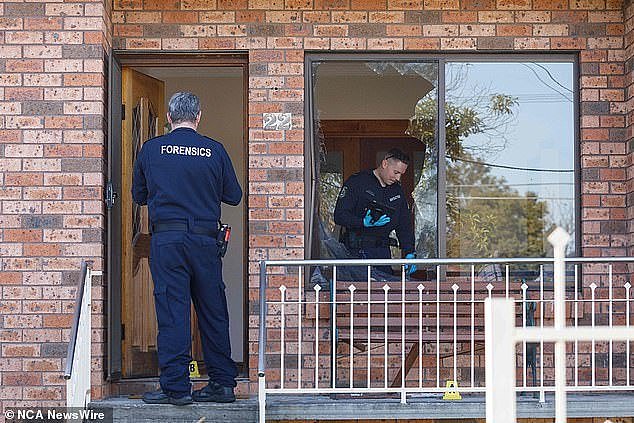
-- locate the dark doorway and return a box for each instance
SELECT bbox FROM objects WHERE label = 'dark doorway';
[107,53,249,381]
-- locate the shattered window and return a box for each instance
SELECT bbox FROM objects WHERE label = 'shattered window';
[310,60,439,260]
[307,56,577,262]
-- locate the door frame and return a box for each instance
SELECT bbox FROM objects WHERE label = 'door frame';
[107,51,250,380]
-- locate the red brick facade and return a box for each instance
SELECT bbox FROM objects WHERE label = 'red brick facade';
[0,0,110,410]
[0,0,632,409]
[626,0,634,256]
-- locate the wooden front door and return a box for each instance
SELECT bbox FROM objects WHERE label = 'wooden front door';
[115,60,249,379]
[120,69,209,378]
[120,68,164,377]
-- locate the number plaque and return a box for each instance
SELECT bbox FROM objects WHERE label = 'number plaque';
[263,113,292,130]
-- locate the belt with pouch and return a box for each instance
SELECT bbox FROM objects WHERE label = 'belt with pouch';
[345,231,395,249]
[150,220,218,237]
[359,237,390,248]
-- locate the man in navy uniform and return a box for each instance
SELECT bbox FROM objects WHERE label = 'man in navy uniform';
[334,148,416,276]
[132,92,242,405]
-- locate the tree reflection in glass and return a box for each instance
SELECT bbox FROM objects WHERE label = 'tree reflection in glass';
[444,62,575,258]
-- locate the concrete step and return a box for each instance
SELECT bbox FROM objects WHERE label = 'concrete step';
[92,392,634,421]
[91,397,258,423]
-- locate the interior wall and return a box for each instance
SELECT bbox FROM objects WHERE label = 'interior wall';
[163,74,245,362]
[314,62,434,120]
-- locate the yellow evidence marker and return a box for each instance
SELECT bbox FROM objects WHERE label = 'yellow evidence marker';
[189,360,201,378]
[442,380,462,400]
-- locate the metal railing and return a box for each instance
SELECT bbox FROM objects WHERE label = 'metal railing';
[487,228,634,422]
[257,246,634,422]
[64,261,102,408]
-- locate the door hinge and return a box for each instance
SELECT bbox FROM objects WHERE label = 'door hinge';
[121,324,125,340]
[121,104,125,121]
[106,181,118,210]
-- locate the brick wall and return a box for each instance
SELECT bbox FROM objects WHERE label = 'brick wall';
[626,0,634,256]
[0,0,630,410]
[0,0,110,410]
[111,0,630,393]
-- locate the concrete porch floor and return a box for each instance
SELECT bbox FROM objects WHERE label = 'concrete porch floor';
[92,392,634,422]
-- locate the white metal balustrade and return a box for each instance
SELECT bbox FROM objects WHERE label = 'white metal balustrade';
[486,228,634,422]
[64,261,101,409]
[257,247,634,422]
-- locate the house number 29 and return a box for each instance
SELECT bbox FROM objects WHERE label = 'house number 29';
[263,113,292,130]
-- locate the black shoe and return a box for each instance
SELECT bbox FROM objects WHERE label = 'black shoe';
[192,381,236,403]
[142,390,193,405]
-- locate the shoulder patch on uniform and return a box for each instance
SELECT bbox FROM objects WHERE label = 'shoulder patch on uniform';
[338,186,348,199]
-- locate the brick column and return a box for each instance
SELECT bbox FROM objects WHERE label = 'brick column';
[626,0,634,256]
[0,0,110,409]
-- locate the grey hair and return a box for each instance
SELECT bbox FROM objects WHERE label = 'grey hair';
[168,92,200,124]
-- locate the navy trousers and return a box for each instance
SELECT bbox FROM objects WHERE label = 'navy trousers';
[358,246,393,275]
[149,231,237,398]
[342,245,394,280]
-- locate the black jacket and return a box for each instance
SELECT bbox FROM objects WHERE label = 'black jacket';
[132,127,242,225]
[333,169,414,255]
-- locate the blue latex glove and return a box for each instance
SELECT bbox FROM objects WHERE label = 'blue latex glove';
[404,253,417,275]
[362,210,390,227]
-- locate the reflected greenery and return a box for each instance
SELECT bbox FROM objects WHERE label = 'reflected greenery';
[446,155,551,258]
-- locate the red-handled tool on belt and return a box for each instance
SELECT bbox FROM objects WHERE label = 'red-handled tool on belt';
[217,223,231,257]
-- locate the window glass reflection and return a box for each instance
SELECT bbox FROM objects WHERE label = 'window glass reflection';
[445,62,575,258]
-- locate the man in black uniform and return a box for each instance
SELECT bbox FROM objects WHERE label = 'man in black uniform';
[132,92,242,405]
[334,148,416,276]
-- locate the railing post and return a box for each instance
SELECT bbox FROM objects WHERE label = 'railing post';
[258,261,268,423]
[485,297,516,423]
[548,227,571,423]
[65,262,99,409]
[258,373,266,423]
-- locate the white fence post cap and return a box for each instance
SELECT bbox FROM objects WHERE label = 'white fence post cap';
[547,226,571,248]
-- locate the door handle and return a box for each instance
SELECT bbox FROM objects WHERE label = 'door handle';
[106,181,118,209]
